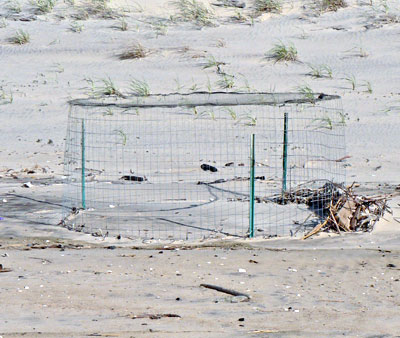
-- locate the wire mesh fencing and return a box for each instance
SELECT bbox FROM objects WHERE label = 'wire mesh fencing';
[62,92,346,240]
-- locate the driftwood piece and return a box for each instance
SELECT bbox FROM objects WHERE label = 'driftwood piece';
[0,264,12,273]
[337,199,356,231]
[302,219,329,240]
[200,283,250,300]
[302,183,392,239]
[130,313,181,320]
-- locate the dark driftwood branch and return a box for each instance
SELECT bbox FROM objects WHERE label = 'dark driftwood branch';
[200,283,250,300]
[0,264,12,273]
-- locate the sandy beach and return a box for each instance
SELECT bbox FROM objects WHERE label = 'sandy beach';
[1,0,400,336]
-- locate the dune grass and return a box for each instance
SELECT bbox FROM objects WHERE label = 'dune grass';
[10,30,30,44]
[130,79,150,96]
[118,42,149,60]
[172,0,214,27]
[0,18,8,28]
[33,0,57,14]
[152,22,168,37]
[267,41,298,62]
[296,84,315,102]
[82,0,121,19]
[0,87,13,105]
[99,77,123,97]
[70,21,84,32]
[203,55,226,73]
[7,0,22,13]
[254,0,282,14]
[363,80,372,94]
[118,17,128,31]
[345,74,357,90]
[320,0,347,12]
[307,64,333,78]
[217,74,235,89]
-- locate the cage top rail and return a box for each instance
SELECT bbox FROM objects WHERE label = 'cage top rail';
[69,91,340,109]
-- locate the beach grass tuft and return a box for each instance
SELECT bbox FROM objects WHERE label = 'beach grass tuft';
[34,0,57,14]
[267,41,298,62]
[130,79,150,96]
[99,77,123,97]
[345,74,357,90]
[118,42,149,60]
[254,0,282,14]
[10,29,30,44]
[320,0,347,12]
[171,0,214,27]
[296,83,315,102]
[119,17,128,31]
[7,0,22,13]
[307,64,333,78]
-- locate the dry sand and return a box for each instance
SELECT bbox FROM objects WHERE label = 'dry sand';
[1,0,400,336]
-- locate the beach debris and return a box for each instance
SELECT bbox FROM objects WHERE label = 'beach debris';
[200,283,251,301]
[268,182,337,207]
[302,183,391,239]
[0,264,12,273]
[213,0,246,8]
[129,313,181,320]
[198,175,266,187]
[21,182,33,188]
[120,175,146,182]
[201,164,218,172]
[285,306,299,312]
[238,268,246,273]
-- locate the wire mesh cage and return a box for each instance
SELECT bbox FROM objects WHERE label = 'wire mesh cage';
[62,92,346,240]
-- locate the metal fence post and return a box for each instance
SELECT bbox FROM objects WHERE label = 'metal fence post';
[249,133,255,238]
[81,119,86,209]
[282,112,289,194]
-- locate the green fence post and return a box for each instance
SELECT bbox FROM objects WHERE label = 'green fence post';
[249,134,255,238]
[282,112,288,194]
[81,119,86,209]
